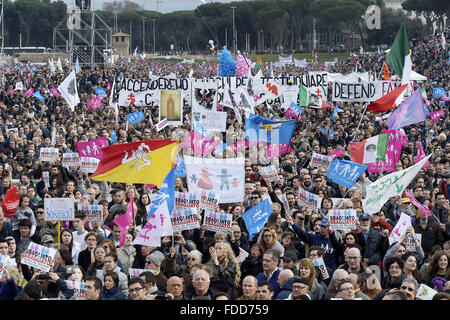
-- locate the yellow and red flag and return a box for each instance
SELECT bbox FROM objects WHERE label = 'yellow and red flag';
[90,140,178,188]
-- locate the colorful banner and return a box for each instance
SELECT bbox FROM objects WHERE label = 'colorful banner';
[80,157,100,173]
[311,152,333,169]
[62,153,80,167]
[39,147,59,162]
[326,159,367,189]
[77,137,108,160]
[404,190,432,216]
[174,192,200,210]
[298,188,323,213]
[21,243,57,272]
[171,208,200,232]
[77,204,103,222]
[328,209,358,231]
[203,211,233,234]
[388,212,412,245]
[259,165,280,182]
[65,281,86,299]
[199,190,220,211]
[128,268,146,278]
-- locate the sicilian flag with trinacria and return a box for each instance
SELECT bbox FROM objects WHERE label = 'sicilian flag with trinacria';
[386,88,427,130]
[386,23,412,85]
[299,84,330,109]
[90,140,178,188]
[350,133,389,164]
[367,83,408,113]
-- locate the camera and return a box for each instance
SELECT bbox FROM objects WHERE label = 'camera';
[154,292,172,300]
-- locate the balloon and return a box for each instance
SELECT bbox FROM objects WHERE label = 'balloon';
[209,40,214,45]
[218,46,235,77]
[235,50,252,77]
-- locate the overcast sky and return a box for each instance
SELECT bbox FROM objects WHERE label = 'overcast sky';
[61,0,242,14]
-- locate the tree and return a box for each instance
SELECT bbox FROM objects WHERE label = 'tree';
[402,0,449,32]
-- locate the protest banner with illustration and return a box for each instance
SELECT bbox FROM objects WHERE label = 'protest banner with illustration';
[77,204,103,222]
[77,137,108,160]
[203,211,233,234]
[298,188,323,212]
[416,284,437,300]
[156,118,169,132]
[128,268,147,278]
[310,152,333,170]
[159,90,183,125]
[192,80,219,113]
[39,147,59,162]
[62,153,80,167]
[80,157,100,173]
[171,208,200,232]
[194,110,228,132]
[65,281,86,299]
[313,257,330,280]
[259,165,280,183]
[45,198,75,221]
[389,213,412,245]
[199,190,220,211]
[328,209,358,231]
[174,192,200,210]
[21,243,57,272]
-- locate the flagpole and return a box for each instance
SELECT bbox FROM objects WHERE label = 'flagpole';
[352,103,369,142]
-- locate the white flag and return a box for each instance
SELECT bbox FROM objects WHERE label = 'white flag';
[57,70,80,112]
[416,284,437,300]
[388,213,412,245]
[109,79,118,121]
[133,202,172,247]
[15,81,23,91]
[75,56,80,73]
[363,155,432,215]
[57,58,63,72]
[51,125,56,146]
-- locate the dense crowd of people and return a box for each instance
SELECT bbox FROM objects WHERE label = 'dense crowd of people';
[0,28,448,301]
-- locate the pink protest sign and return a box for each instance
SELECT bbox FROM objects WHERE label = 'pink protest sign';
[405,190,432,216]
[87,96,103,110]
[328,148,344,158]
[50,86,60,97]
[76,137,108,160]
[24,88,34,97]
[416,142,430,168]
[429,109,444,122]
[8,87,13,96]
[382,128,408,146]
[368,139,398,173]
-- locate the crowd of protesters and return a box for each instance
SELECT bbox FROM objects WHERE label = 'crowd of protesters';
[0,28,448,301]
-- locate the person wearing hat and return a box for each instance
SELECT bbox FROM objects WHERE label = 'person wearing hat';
[41,235,55,248]
[280,250,299,274]
[359,213,382,267]
[281,163,295,188]
[144,250,168,292]
[284,276,311,300]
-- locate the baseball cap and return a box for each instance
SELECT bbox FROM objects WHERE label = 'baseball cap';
[400,197,411,204]
[359,213,370,220]
[281,250,299,262]
[292,276,310,287]
[42,235,55,244]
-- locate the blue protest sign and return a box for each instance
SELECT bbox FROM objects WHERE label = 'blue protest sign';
[94,88,107,96]
[125,111,145,126]
[432,88,445,98]
[326,159,367,189]
[32,91,46,102]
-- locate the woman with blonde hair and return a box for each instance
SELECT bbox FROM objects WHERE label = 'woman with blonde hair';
[207,241,241,289]
[257,227,285,257]
[298,258,325,300]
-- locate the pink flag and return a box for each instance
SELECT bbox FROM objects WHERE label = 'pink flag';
[87,96,103,110]
[76,136,108,160]
[8,87,13,96]
[24,88,34,97]
[113,191,135,247]
[429,109,444,123]
[416,141,429,168]
[405,190,432,216]
[328,148,344,158]
[179,131,219,156]
[27,75,31,84]
[267,144,292,158]
[368,139,398,173]
[106,82,111,91]
[50,86,60,97]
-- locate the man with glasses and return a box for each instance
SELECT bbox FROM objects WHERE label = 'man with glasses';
[166,276,184,300]
[128,277,147,300]
[341,246,365,275]
[400,278,418,300]
[325,269,348,300]
[284,276,311,300]
[250,191,262,207]
[336,279,356,300]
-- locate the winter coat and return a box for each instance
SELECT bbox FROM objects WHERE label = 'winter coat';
[101,266,128,297]
[100,286,126,300]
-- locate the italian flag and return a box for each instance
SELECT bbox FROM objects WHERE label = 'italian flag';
[386,23,412,85]
[367,83,408,113]
[350,133,389,164]
[298,84,330,109]
[253,56,262,69]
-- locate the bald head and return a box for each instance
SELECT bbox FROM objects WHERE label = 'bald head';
[278,269,294,287]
